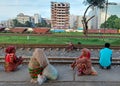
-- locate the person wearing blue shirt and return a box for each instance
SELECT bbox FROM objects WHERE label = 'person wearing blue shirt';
[99,43,112,69]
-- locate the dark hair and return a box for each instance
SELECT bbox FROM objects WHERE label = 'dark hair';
[105,43,110,48]
[5,46,15,53]
[78,42,81,44]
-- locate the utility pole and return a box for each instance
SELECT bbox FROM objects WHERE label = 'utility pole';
[104,0,108,33]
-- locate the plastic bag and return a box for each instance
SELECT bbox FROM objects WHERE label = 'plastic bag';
[37,75,47,85]
[43,64,58,80]
[91,66,98,75]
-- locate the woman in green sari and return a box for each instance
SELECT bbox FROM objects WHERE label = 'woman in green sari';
[28,48,49,83]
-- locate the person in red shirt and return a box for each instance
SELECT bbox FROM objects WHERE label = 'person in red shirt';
[4,46,24,72]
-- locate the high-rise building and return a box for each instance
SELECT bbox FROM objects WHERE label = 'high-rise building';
[69,15,91,30]
[51,2,70,29]
[17,13,32,24]
[69,15,77,29]
[89,2,120,29]
[89,7,99,29]
[0,19,13,28]
[34,13,41,24]
[76,16,84,29]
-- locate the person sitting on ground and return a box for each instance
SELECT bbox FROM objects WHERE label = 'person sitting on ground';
[77,42,81,50]
[28,48,49,83]
[71,48,97,76]
[4,46,24,72]
[99,43,112,69]
[66,42,77,51]
[28,48,58,84]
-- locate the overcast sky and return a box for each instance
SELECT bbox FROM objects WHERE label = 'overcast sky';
[0,0,120,21]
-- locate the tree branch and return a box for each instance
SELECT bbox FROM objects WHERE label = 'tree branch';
[83,4,93,18]
[86,15,95,23]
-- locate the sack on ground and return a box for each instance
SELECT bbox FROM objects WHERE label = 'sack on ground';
[43,64,58,80]
[37,75,47,85]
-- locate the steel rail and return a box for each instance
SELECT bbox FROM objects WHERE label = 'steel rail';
[0,44,120,50]
[0,57,120,65]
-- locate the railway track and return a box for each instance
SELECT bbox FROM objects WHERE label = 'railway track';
[0,44,120,50]
[0,57,120,65]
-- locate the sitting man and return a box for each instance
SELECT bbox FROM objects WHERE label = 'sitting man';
[66,42,77,51]
[99,43,112,69]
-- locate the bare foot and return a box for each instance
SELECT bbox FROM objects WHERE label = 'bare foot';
[91,72,97,76]
[30,79,37,83]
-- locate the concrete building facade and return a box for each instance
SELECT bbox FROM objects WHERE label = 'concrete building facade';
[51,2,70,29]
[69,15,77,29]
[0,19,13,28]
[16,13,32,24]
[89,2,120,29]
[34,13,41,24]
[69,15,91,30]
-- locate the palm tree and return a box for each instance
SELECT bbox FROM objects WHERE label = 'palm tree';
[82,0,106,36]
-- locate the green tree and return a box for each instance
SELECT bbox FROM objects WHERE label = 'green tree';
[101,15,120,29]
[35,23,42,27]
[24,21,32,27]
[13,19,33,27]
[35,20,51,27]
[12,19,22,27]
[41,20,47,27]
[82,0,106,36]
[107,15,118,28]
[114,18,120,29]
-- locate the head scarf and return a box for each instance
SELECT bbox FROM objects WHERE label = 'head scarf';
[32,48,49,68]
[80,48,91,59]
[76,48,92,75]
[5,46,15,53]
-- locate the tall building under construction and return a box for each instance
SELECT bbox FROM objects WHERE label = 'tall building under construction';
[51,2,70,29]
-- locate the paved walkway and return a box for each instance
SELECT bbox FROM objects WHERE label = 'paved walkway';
[0,64,120,86]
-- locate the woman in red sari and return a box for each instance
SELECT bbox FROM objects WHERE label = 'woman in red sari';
[71,48,97,76]
[4,46,24,72]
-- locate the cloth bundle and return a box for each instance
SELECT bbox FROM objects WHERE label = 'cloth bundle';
[37,75,47,85]
[43,64,58,80]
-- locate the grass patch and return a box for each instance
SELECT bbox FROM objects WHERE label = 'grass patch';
[0,35,119,46]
